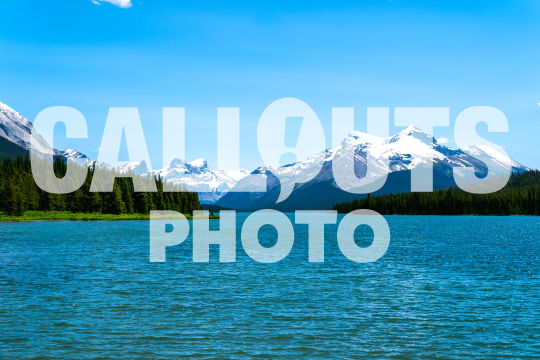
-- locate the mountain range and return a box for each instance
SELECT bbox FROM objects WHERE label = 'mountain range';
[216,126,528,210]
[0,101,529,210]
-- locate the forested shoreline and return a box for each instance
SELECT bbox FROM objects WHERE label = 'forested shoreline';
[333,170,540,215]
[0,156,201,216]
[2,155,539,218]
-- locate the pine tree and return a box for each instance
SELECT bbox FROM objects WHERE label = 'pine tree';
[0,156,201,216]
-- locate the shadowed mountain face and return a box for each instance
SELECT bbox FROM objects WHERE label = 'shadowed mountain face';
[217,165,527,211]
[215,160,471,211]
[0,135,28,160]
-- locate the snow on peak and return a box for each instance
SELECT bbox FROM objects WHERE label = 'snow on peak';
[62,148,88,159]
[168,158,187,169]
[121,160,151,175]
[187,158,208,171]
[388,125,433,144]
[344,131,384,147]
[0,101,26,126]
[0,100,51,154]
[464,144,526,169]
[402,124,426,133]
[146,157,252,201]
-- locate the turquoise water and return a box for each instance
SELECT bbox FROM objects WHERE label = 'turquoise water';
[0,215,538,359]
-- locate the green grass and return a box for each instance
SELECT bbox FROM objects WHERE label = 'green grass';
[0,211,207,222]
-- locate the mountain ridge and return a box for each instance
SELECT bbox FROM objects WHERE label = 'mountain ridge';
[0,101,530,210]
[216,126,528,210]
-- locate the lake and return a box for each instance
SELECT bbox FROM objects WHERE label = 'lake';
[0,215,538,359]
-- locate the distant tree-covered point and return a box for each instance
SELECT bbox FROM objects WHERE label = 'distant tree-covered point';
[333,170,540,216]
[0,156,201,216]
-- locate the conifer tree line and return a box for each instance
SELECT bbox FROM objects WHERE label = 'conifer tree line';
[0,156,201,216]
[333,170,540,215]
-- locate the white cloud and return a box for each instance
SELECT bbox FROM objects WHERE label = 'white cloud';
[537,102,540,107]
[438,137,449,144]
[92,0,132,8]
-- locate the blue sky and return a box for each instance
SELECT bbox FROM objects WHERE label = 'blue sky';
[1,0,539,169]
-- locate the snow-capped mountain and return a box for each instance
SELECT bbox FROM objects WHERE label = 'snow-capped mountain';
[156,158,249,193]
[60,148,89,160]
[120,158,251,203]
[0,101,247,203]
[59,149,247,203]
[0,101,52,154]
[217,126,529,210]
[0,100,530,209]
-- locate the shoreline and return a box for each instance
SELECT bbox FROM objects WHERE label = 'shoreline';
[1,211,536,223]
[0,211,220,223]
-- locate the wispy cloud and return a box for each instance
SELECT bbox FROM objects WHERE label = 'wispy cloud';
[92,0,132,8]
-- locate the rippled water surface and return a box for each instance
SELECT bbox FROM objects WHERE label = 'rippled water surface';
[0,215,538,359]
